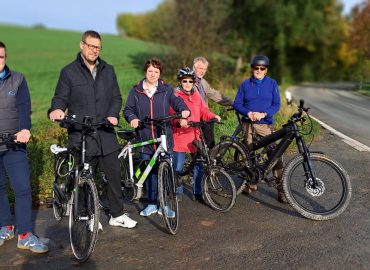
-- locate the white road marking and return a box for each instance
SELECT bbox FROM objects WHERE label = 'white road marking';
[310,115,370,152]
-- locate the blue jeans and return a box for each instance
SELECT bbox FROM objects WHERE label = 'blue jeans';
[173,152,203,195]
[0,148,32,234]
[140,153,158,204]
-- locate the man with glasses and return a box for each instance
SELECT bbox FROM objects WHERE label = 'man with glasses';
[49,30,138,228]
[192,57,233,149]
[0,41,48,253]
[233,55,287,203]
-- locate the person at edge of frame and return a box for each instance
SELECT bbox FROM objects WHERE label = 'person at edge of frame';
[233,54,287,203]
[48,30,138,229]
[0,41,48,253]
[123,58,190,217]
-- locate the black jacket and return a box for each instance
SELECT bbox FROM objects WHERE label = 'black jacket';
[123,79,188,154]
[50,53,122,156]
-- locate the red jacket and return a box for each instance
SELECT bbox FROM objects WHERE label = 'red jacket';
[171,87,216,153]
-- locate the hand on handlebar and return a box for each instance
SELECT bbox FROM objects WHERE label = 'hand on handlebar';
[181,110,190,119]
[15,129,31,144]
[130,119,140,129]
[107,116,118,126]
[49,109,65,121]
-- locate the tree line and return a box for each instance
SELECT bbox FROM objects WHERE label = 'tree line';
[116,0,370,85]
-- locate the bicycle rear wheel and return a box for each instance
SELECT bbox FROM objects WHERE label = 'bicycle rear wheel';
[158,160,179,235]
[202,167,236,212]
[283,153,351,220]
[69,177,99,262]
[210,140,249,195]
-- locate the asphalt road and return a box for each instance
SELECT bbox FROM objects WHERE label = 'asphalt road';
[1,128,370,270]
[289,84,370,147]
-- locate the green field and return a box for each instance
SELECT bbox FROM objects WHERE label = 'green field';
[0,24,163,129]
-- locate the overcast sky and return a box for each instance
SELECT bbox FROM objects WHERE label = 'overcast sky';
[0,0,364,35]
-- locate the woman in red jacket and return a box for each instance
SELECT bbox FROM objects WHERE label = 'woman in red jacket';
[172,67,221,201]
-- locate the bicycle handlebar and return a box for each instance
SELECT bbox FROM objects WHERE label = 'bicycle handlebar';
[0,133,18,146]
[186,118,221,128]
[141,112,183,125]
[56,115,121,130]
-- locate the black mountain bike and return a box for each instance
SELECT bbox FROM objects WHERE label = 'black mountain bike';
[210,100,351,220]
[177,119,237,212]
[51,115,115,262]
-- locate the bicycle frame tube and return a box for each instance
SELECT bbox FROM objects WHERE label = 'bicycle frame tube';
[118,135,168,188]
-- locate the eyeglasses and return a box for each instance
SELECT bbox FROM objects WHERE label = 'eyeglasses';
[182,79,194,84]
[253,66,267,71]
[82,41,102,51]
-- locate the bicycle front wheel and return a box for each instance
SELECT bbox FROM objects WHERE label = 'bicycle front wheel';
[202,167,236,212]
[69,177,99,262]
[210,140,249,195]
[283,153,351,220]
[158,160,179,235]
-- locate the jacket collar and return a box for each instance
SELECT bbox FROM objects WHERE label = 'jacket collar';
[0,65,10,81]
[135,79,167,93]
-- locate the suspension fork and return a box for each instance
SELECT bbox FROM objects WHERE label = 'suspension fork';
[295,135,319,187]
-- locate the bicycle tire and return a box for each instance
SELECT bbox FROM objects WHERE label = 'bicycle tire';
[69,177,99,262]
[210,140,249,195]
[158,160,179,235]
[119,157,137,201]
[202,167,237,212]
[283,153,351,221]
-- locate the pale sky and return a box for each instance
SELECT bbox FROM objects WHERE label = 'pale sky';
[0,0,364,35]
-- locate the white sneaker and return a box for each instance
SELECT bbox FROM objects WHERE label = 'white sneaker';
[109,213,137,229]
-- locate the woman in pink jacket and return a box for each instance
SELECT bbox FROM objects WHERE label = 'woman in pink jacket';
[172,67,221,201]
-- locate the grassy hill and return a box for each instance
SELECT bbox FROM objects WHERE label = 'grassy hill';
[0,24,163,130]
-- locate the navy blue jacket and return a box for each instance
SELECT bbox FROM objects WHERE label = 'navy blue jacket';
[233,76,280,124]
[123,79,189,154]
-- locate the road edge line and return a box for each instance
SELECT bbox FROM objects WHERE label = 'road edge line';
[310,115,370,152]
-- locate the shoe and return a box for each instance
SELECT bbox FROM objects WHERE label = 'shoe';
[157,206,176,218]
[192,194,203,202]
[17,233,48,253]
[109,213,137,228]
[277,190,288,204]
[139,204,158,217]
[0,226,14,246]
[242,184,258,194]
[177,193,183,202]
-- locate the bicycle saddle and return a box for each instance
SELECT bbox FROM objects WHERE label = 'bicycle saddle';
[117,130,136,141]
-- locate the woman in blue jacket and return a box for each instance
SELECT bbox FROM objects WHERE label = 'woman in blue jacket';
[233,55,286,203]
[123,58,190,216]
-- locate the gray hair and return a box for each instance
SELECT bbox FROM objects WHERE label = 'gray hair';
[193,56,209,68]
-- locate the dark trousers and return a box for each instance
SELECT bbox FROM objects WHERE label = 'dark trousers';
[0,148,32,234]
[201,122,215,150]
[140,153,158,204]
[88,150,124,218]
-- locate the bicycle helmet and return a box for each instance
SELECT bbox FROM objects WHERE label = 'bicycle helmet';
[251,55,270,67]
[177,67,196,81]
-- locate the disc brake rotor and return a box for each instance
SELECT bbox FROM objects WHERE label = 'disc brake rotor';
[305,178,325,196]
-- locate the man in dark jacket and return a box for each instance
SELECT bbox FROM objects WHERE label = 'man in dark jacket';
[0,41,48,253]
[49,31,137,228]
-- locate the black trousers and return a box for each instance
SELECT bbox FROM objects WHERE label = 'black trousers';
[88,150,124,218]
[201,121,215,150]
